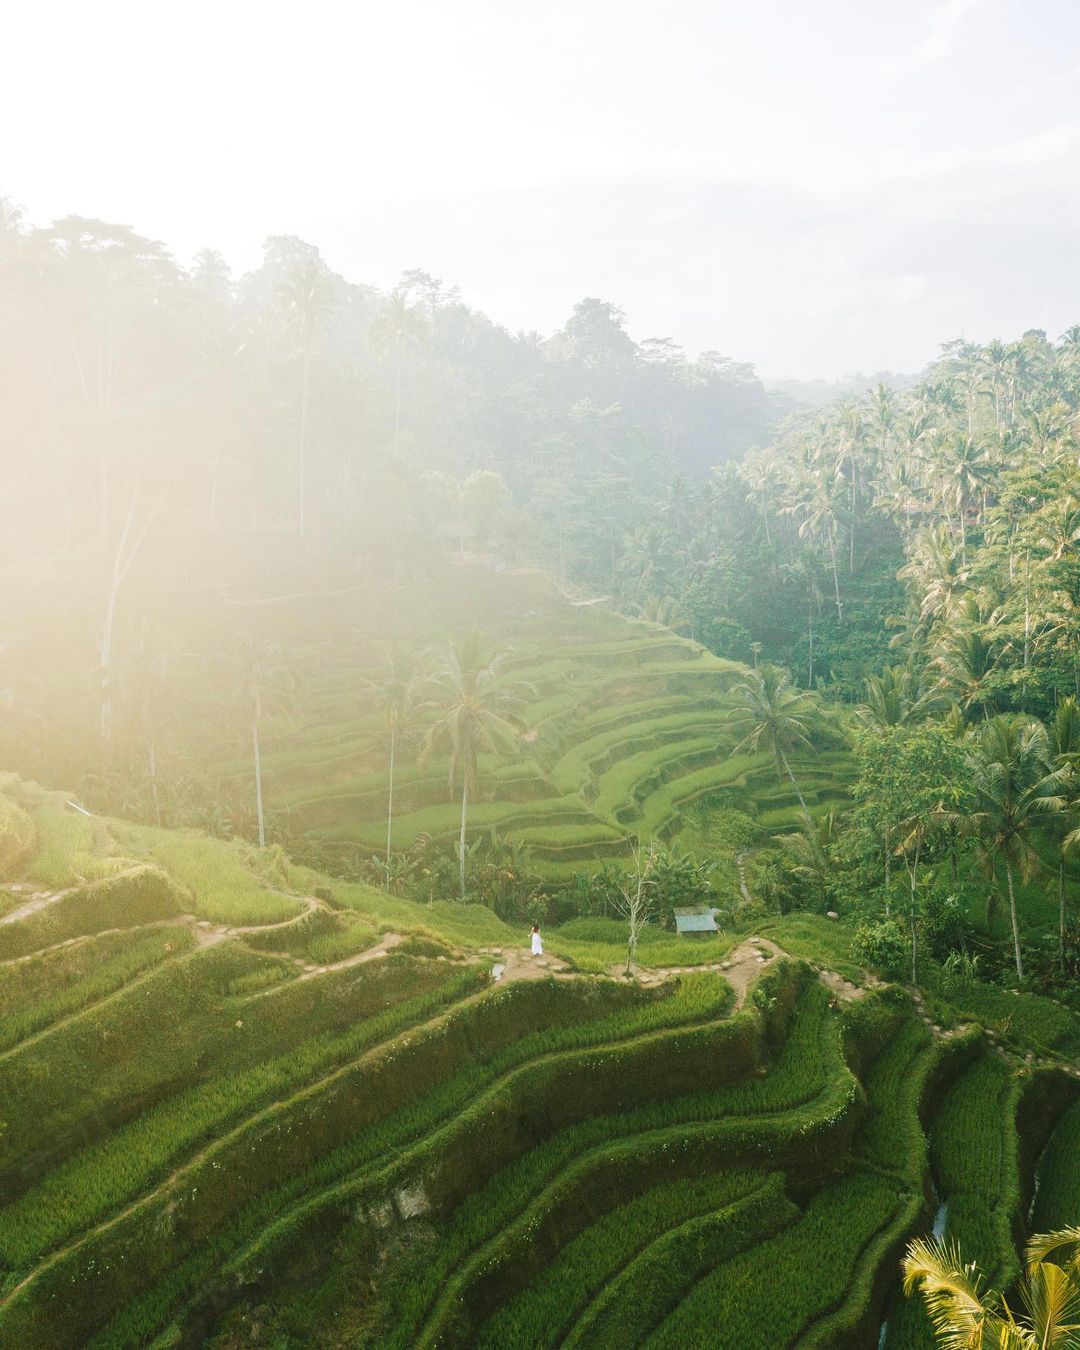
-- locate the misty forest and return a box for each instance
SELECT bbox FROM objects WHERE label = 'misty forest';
[7,194,1080,1350]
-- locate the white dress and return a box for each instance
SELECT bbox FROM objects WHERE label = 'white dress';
[531,931,543,956]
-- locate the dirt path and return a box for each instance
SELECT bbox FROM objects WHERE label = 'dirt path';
[0,892,325,963]
[617,937,785,1007]
[189,894,327,950]
[0,888,71,925]
[295,930,405,978]
[478,946,573,983]
[608,935,870,1010]
[241,931,408,1000]
[735,849,754,909]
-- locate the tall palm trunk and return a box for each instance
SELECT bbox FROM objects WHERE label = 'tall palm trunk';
[100,486,142,745]
[827,528,843,622]
[807,602,814,687]
[849,465,856,572]
[779,749,812,828]
[884,824,891,917]
[1006,862,1024,981]
[1059,855,1067,958]
[253,719,266,849]
[458,776,469,901]
[385,730,395,890]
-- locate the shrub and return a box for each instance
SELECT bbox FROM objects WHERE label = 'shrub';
[852,918,908,979]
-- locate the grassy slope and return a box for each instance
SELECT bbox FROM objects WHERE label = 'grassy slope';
[230,565,844,884]
[4,780,1080,1346]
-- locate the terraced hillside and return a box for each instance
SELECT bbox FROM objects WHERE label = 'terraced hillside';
[234,564,850,882]
[5,776,1080,1347]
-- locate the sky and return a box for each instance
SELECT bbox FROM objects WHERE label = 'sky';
[7,0,1080,379]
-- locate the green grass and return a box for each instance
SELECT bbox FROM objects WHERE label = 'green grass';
[0,970,761,1344]
[0,865,187,960]
[930,1050,1021,1286]
[645,1173,901,1349]
[315,976,847,1348]
[1033,1097,1080,1232]
[241,610,835,880]
[114,823,303,925]
[517,1173,795,1350]
[0,792,35,877]
[758,913,860,980]
[22,796,128,887]
[474,1169,778,1347]
[923,966,1080,1057]
[0,924,195,1051]
[0,957,476,1267]
[547,916,735,974]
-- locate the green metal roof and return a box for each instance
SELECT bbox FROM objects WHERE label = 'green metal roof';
[674,909,718,933]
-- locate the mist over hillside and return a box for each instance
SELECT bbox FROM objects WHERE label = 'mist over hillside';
[10,2,1080,1339]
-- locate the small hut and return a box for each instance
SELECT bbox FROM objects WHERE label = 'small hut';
[673,906,720,937]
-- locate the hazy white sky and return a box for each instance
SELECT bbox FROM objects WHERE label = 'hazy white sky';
[7,0,1080,377]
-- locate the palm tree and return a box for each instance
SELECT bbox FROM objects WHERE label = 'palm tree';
[789,468,844,622]
[857,663,934,728]
[903,1228,1080,1347]
[780,811,840,908]
[964,716,1065,981]
[932,592,1003,721]
[934,433,992,560]
[369,289,429,441]
[226,634,295,849]
[899,525,967,628]
[365,647,417,890]
[726,664,818,827]
[832,400,867,571]
[1038,493,1080,564]
[276,258,338,542]
[1050,696,1080,955]
[420,631,531,900]
[634,593,690,633]
[739,447,781,549]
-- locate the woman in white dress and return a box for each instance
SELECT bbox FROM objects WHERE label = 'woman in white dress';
[531,924,543,957]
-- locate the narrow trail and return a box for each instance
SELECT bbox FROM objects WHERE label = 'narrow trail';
[479,946,573,983]
[188,894,326,951]
[242,931,408,999]
[620,936,868,1010]
[735,849,754,909]
[0,888,71,925]
[0,945,208,1066]
[0,915,192,968]
[0,894,323,965]
[626,937,786,1008]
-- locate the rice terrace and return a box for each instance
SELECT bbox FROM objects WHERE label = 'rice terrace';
[9,7,1080,1342]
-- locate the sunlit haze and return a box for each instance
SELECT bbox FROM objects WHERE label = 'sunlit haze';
[10,0,1080,377]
